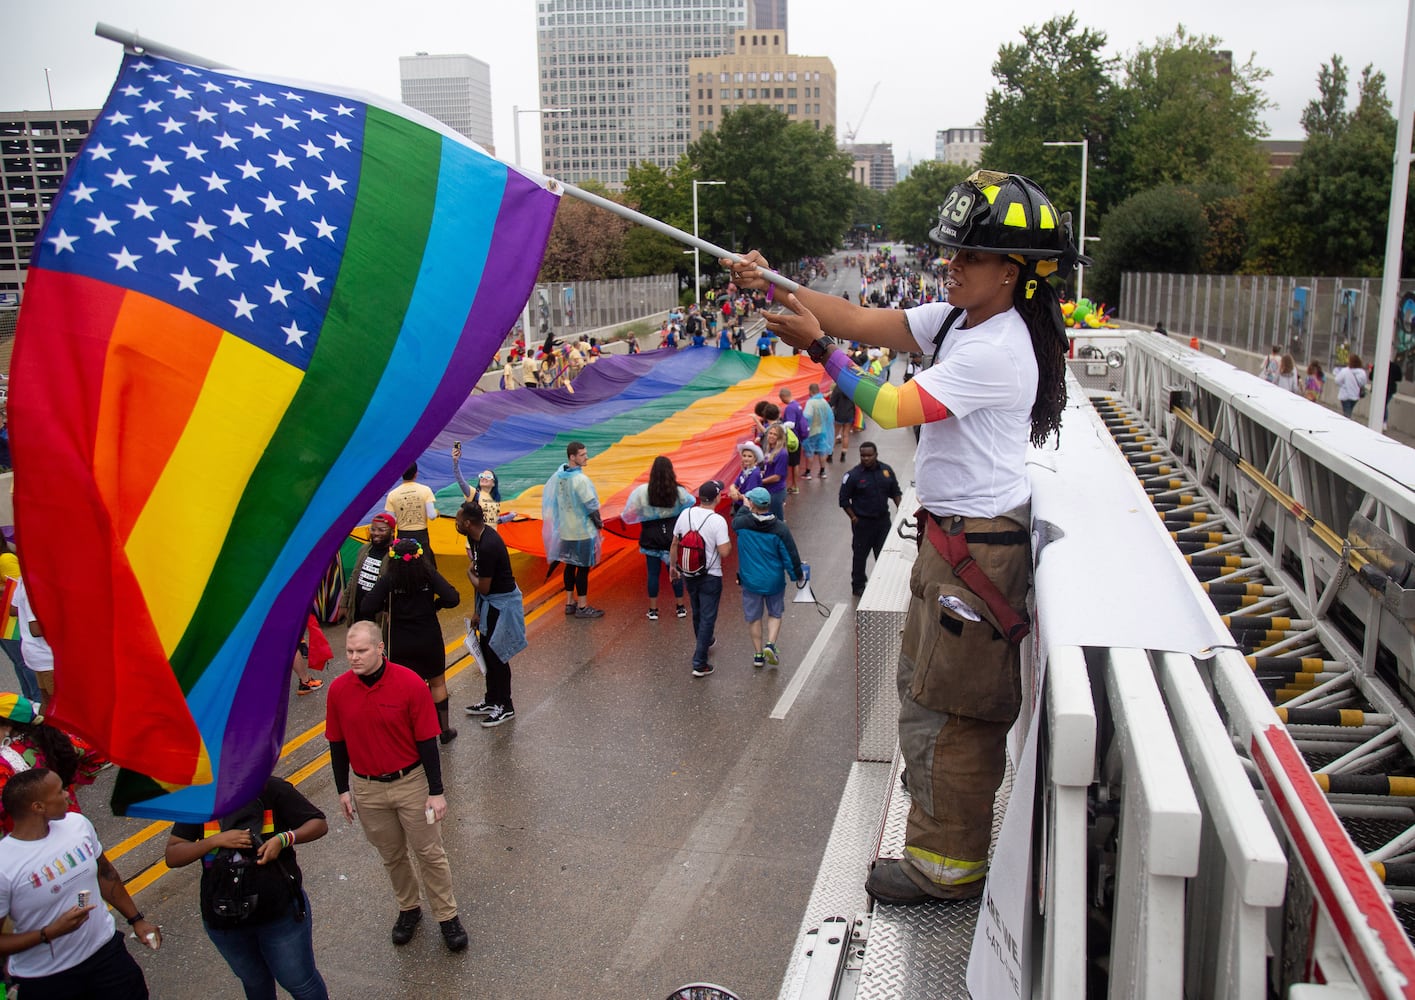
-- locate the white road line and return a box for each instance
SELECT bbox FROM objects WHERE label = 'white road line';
[770,603,847,719]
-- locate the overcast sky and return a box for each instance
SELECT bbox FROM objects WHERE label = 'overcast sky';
[5,1,1407,169]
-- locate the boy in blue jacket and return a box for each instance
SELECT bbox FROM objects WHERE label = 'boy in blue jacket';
[733,487,804,668]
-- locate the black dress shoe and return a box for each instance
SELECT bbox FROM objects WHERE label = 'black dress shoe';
[391,907,422,945]
[440,915,469,952]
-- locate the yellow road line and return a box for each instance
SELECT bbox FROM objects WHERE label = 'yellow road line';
[125,860,170,897]
[125,545,637,894]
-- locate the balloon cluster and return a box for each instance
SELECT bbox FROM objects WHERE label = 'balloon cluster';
[1060,298,1118,329]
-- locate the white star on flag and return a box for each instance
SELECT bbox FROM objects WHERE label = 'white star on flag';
[88,212,119,235]
[210,254,239,279]
[187,217,217,240]
[110,247,142,271]
[149,231,181,255]
[171,267,202,292]
[229,293,257,319]
[265,279,292,306]
[46,230,79,254]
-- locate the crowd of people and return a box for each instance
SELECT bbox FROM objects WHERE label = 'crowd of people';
[1260,343,1406,427]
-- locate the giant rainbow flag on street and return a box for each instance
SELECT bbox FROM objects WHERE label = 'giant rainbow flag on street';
[381,347,822,558]
[9,52,560,820]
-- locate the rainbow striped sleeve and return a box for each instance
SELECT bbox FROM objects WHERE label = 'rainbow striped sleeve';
[821,347,950,429]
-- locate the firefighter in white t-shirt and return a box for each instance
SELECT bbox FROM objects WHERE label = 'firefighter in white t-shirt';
[727,171,1086,905]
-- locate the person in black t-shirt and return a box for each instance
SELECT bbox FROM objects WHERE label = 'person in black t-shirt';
[455,501,527,728]
[165,777,329,1000]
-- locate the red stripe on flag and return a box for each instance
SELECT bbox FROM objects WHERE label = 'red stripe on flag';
[10,270,206,784]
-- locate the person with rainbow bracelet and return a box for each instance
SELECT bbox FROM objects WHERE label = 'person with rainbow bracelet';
[726,170,1085,906]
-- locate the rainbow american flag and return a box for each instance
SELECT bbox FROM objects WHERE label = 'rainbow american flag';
[10,52,559,821]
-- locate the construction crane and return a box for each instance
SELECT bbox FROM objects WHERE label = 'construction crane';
[843,81,880,144]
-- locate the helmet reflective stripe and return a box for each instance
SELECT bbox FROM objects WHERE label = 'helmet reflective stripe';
[1004,201,1028,228]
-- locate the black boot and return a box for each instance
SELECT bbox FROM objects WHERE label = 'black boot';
[435,699,457,744]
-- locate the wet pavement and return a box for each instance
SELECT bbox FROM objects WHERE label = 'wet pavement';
[83,255,919,1000]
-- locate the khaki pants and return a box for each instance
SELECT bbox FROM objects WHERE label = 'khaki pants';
[352,769,458,921]
[896,514,1030,895]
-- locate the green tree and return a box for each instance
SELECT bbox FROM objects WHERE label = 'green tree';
[1248,60,1412,276]
[1090,186,1209,306]
[1301,54,1349,139]
[885,160,971,246]
[1113,27,1271,191]
[540,179,629,281]
[690,105,856,266]
[621,158,697,278]
[980,14,1121,222]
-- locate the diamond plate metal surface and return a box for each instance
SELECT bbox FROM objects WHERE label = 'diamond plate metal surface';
[862,752,1017,998]
[857,495,917,762]
[856,897,983,1000]
[879,752,1014,862]
[1066,358,1122,394]
[777,761,892,1000]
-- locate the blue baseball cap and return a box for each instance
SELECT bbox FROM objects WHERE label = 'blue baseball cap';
[745,487,771,508]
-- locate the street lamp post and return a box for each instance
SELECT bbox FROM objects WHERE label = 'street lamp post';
[1043,138,1088,302]
[692,179,725,307]
[513,105,570,342]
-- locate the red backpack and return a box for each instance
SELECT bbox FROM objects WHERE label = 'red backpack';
[676,510,710,577]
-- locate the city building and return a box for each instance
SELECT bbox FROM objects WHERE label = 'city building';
[844,142,896,194]
[936,126,987,167]
[688,30,835,141]
[749,0,787,30]
[1262,139,1304,176]
[0,110,100,302]
[399,53,494,152]
[535,0,749,190]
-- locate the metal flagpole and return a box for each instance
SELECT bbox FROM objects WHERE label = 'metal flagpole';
[92,24,802,297]
[1366,0,1415,432]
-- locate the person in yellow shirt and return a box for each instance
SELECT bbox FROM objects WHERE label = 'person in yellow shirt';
[0,535,37,704]
[385,465,439,569]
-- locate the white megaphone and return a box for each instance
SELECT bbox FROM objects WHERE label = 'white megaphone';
[793,561,817,604]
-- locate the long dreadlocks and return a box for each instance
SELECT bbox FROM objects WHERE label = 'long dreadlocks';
[1013,267,1069,447]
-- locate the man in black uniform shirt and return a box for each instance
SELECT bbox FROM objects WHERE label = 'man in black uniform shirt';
[341,512,395,626]
[839,442,903,596]
[455,501,526,728]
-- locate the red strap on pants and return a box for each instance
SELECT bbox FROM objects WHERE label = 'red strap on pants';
[922,514,1031,645]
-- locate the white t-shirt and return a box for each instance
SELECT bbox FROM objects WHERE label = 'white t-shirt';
[1334,365,1368,403]
[0,812,114,978]
[12,580,53,673]
[672,506,730,577]
[906,302,1038,518]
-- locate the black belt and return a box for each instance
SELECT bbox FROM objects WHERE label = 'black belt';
[354,762,421,783]
[927,511,1029,546]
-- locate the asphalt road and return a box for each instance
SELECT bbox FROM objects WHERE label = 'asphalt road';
[80,251,919,1000]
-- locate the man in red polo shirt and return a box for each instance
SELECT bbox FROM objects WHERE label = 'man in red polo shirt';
[326,621,467,952]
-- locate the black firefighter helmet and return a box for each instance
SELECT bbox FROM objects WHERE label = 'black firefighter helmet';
[929,170,1090,280]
